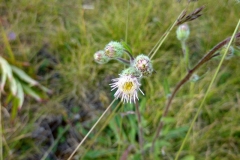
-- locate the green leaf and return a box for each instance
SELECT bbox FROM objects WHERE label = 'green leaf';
[16,80,25,109]
[11,98,19,120]
[22,84,41,102]
[9,78,17,95]
[37,84,52,94]
[0,56,13,80]
[161,117,176,124]
[11,65,38,86]
[0,68,7,91]
[121,41,133,54]
[181,155,195,160]
[163,78,170,97]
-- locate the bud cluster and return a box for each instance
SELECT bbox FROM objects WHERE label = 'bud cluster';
[94,41,154,103]
[94,41,124,64]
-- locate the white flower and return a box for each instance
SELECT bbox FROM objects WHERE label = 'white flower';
[110,75,144,103]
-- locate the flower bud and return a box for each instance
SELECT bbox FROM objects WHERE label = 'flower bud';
[220,45,234,60]
[121,67,142,77]
[94,50,110,64]
[133,54,153,76]
[104,41,124,58]
[176,24,190,42]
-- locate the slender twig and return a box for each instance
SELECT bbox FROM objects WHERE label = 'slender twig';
[151,32,240,152]
[116,58,130,65]
[149,10,186,60]
[135,101,144,159]
[67,98,117,160]
[81,102,122,160]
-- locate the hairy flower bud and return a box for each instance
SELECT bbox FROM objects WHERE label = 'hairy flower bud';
[220,45,235,60]
[133,54,153,76]
[176,24,190,42]
[94,50,110,64]
[121,67,142,77]
[104,41,124,58]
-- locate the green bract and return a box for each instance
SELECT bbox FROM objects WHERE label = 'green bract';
[133,54,153,76]
[121,67,142,77]
[176,24,190,42]
[104,41,124,58]
[94,50,110,64]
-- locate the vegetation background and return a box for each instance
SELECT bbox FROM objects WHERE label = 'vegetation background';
[0,0,240,159]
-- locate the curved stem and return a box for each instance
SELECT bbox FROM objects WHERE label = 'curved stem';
[124,50,134,61]
[151,31,240,152]
[116,58,130,65]
[67,98,117,160]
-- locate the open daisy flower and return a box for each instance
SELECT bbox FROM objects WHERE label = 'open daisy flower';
[110,74,144,103]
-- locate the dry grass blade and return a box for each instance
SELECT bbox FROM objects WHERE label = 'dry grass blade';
[176,6,204,25]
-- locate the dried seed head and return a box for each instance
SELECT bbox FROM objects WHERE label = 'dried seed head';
[94,50,110,64]
[133,54,153,76]
[176,24,190,41]
[104,41,124,58]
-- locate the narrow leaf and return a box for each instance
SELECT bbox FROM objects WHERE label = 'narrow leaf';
[0,56,13,80]
[121,41,133,54]
[9,78,17,95]
[16,80,24,109]
[11,65,38,86]
[0,69,7,92]
[22,84,41,102]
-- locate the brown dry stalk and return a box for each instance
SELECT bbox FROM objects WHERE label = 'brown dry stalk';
[151,32,240,152]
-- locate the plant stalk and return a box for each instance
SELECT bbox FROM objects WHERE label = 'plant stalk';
[151,32,240,152]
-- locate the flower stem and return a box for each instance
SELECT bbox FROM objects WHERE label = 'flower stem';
[151,31,240,153]
[135,101,144,159]
[181,41,190,70]
[124,50,134,61]
[174,19,240,160]
[116,58,130,65]
[67,98,117,160]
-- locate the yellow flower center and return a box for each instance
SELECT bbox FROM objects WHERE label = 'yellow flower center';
[122,81,134,92]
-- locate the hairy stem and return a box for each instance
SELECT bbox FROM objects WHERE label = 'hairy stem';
[116,58,130,65]
[181,41,190,70]
[151,32,240,152]
[135,101,144,159]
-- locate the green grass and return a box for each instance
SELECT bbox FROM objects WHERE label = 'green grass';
[1,0,240,159]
